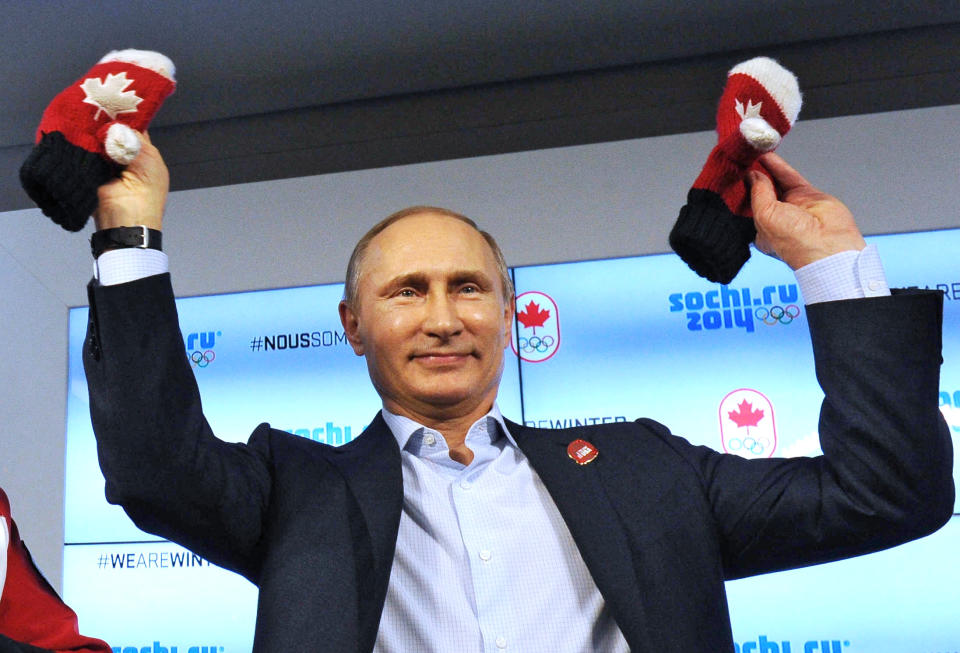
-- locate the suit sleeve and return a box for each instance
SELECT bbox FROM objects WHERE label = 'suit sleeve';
[83,273,272,582]
[674,290,954,579]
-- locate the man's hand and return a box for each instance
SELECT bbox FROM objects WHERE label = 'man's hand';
[93,131,168,231]
[749,153,866,269]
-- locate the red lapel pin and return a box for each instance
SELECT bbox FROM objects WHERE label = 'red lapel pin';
[567,439,598,465]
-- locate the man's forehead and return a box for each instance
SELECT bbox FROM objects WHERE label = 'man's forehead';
[359,213,500,285]
[368,213,489,259]
[375,211,478,239]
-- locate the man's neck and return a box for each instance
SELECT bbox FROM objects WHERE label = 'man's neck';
[383,401,496,466]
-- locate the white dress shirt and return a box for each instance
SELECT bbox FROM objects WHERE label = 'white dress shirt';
[376,407,628,652]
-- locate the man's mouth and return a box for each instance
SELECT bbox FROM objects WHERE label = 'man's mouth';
[411,350,474,364]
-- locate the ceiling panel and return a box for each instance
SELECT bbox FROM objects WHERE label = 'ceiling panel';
[1,1,958,211]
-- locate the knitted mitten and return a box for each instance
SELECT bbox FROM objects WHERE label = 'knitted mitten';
[669,57,801,283]
[19,50,176,231]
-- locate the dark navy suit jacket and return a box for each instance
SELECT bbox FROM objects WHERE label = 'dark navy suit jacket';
[83,274,954,652]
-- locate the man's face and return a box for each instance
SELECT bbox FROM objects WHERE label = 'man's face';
[339,212,514,422]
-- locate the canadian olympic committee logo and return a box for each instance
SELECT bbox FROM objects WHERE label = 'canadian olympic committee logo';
[719,388,777,458]
[511,291,560,363]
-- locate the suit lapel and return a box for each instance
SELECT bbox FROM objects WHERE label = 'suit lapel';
[508,420,650,648]
[327,413,403,580]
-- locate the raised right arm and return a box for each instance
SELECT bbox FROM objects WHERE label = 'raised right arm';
[83,135,272,581]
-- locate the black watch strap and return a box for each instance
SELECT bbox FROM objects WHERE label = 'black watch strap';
[90,226,162,259]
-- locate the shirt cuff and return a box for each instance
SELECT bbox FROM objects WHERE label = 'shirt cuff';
[794,244,890,304]
[93,248,170,286]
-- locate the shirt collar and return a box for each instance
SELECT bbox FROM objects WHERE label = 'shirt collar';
[381,403,516,453]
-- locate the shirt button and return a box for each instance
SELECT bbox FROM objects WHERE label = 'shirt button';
[495,636,507,649]
[479,549,492,562]
[423,433,436,446]
[868,279,881,292]
[459,478,472,490]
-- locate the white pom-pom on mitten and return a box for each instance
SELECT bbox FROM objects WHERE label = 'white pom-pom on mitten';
[104,123,141,165]
[740,117,781,152]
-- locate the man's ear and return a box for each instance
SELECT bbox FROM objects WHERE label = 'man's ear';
[502,294,515,344]
[338,300,365,356]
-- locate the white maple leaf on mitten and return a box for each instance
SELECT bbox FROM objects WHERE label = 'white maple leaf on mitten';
[80,72,144,121]
[734,99,763,120]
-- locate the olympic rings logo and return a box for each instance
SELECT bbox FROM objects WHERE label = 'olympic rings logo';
[190,349,216,368]
[755,304,800,326]
[726,436,771,455]
[517,335,555,354]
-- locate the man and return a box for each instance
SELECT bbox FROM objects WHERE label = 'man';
[83,133,953,652]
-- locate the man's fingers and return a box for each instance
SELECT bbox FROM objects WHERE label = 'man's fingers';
[748,168,792,260]
[747,154,865,269]
[758,152,811,193]
[747,170,777,219]
[125,132,164,181]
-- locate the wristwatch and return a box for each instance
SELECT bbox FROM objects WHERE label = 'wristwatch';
[90,225,162,259]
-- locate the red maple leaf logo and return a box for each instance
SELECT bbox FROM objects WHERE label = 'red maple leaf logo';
[728,399,764,429]
[517,300,550,334]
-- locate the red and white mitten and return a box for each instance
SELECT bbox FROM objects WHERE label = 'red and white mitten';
[669,57,801,283]
[19,50,176,231]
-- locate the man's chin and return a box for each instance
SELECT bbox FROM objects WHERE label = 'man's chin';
[417,393,475,410]
[408,389,495,417]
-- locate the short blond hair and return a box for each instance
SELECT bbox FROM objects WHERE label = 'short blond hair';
[342,206,514,307]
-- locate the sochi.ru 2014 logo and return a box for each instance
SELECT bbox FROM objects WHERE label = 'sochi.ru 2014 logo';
[669,283,800,333]
[719,388,777,458]
[511,291,560,363]
[185,330,220,369]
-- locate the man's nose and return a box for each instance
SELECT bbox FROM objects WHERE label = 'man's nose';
[422,292,464,338]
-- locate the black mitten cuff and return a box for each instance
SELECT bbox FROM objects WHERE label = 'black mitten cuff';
[669,188,757,284]
[19,131,120,232]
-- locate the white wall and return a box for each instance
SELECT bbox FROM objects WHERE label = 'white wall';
[1,104,958,590]
[0,246,68,589]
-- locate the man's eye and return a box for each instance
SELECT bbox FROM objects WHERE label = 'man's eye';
[460,285,480,294]
[396,288,417,298]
